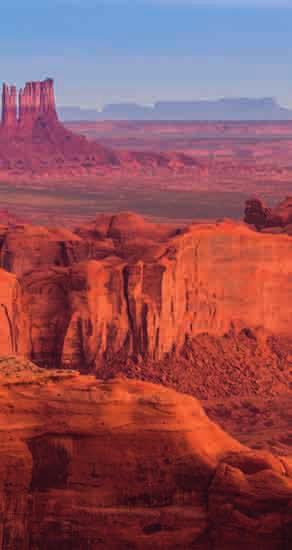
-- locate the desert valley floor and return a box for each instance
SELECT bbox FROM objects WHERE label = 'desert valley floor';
[1,120,292,226]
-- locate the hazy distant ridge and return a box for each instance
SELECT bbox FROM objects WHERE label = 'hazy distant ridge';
[59,97,292,122]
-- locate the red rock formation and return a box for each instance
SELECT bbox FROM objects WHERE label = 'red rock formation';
[0,224,90,277]
[0,78,200,176]
[2,216,292,372]
[272,196,292,226]
[0,268,26,355]
[18,78,58,129]
[244,196,292,231]
[1,84,17,130]
[1,78,58,132]
[244,197,273,228]
[0,358,291,549]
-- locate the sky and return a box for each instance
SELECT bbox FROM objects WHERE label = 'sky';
[1,1,292,109]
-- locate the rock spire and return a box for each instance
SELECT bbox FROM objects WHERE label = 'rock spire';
[1,78,57,131]
[1,84,17,130]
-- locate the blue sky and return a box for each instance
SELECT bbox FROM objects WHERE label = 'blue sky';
[1,1,292,108]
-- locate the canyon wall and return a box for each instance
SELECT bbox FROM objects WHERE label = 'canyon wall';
[61,221,292,368]
[1,216,292,370]
[0,268,26,355]
[0,357,291,549]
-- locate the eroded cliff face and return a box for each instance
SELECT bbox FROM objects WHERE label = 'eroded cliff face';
[2,216,292,371]
[0,225,90,278]
[18,79,58,130]
[1,85,17,132]
[90,220,292,361]
[0,269,26,355]
[1,79,57,133]
[0,356,291,550]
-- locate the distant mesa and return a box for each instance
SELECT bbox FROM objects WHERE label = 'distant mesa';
[59,97,292,122]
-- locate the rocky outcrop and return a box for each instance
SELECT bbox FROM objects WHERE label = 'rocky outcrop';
[244,196,292,232]
[18,78,58,129]
[0,77,119,173]
[244,197,273,228]
[0,269,26,355]
[0,224,91,278]
[0,357,291,549]
[2,216,292,371]
[1,79,57,132]
[66,221,292,365]
[1,84,17,131]
[272,196,292,227]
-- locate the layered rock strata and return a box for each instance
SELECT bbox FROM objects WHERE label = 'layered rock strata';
[1,79,57,131]
[0,269,26,355]
[0,357,291,549]
[1,215,292,370]
[18,78,58,129]
[1,85,17,131]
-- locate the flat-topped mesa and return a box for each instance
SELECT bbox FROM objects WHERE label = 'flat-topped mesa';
[19,78,58,128]
[1,84,17,130]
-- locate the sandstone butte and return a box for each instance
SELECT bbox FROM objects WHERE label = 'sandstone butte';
[0,355,291,549]
[0,79,200,176]
[2,213,292,372]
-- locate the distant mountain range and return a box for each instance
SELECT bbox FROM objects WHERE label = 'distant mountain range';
[58,97,292,122]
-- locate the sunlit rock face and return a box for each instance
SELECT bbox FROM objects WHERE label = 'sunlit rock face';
[0,268,27,356]
[0,358,291,549]
[1,216,292,371]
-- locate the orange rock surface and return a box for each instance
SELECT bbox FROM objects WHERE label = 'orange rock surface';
[0,268,26,355]
[0,356,291,549]
[2,216,291,370]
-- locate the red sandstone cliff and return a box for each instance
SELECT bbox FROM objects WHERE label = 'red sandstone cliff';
[0,268,26,355]
[0,218,292,549]
[0,356,291,549]
[1,215,292,373]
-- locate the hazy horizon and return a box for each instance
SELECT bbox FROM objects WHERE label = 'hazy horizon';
[1,1,292,109]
